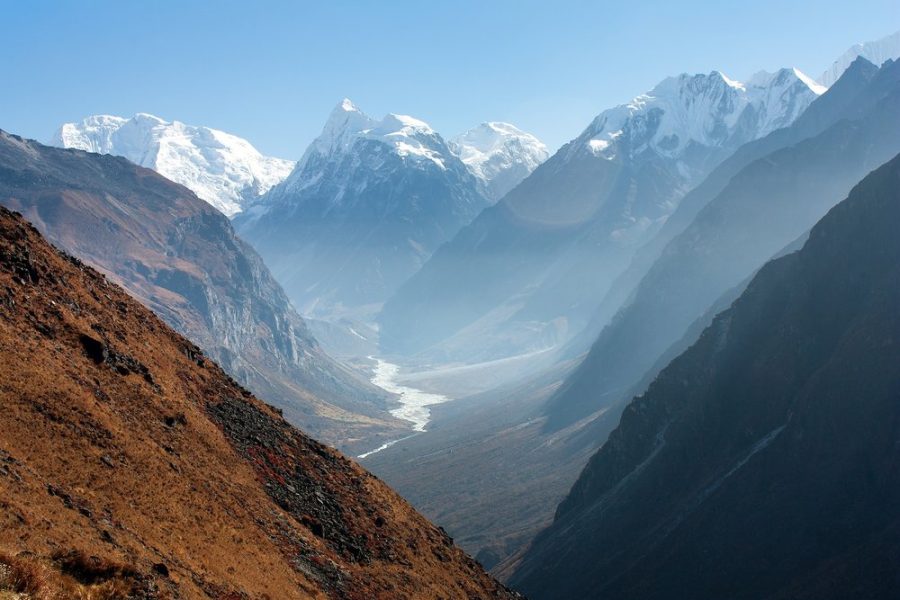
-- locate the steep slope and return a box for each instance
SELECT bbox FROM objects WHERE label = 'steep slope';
[52,113,294,216]
[819,29,900,87]
[362,356,599,574]
[0,131,401,452]
[379,67,822,361]
[563,56,883,358]
[236,99,488,320]
[450,122,549,201]
[544,57,900,430]
[510,151,900,600]
[0,204,520,600]
[361,58,892,577]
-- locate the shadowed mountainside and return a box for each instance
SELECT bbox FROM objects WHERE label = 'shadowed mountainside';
[544,57,900,432]
[511,152,900,599]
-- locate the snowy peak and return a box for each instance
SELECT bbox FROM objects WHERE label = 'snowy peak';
[579,67,823,165]
[51,114,294,217]
[314,98,377,156]
[308,99,439,160]
[749,67,827,95]
[451,122,549,200]
[819,30,900,88]
[279,99,461,198]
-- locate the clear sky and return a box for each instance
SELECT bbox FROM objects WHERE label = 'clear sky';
[2,0,898,158]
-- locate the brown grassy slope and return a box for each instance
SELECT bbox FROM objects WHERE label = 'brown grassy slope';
[0,130,404,452]
[0,205,520,600]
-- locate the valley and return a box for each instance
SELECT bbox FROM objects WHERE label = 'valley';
[3,10,900,599]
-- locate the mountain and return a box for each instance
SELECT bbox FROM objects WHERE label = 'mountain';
[235,99,489,320]
[509,151,900,600]
[51,113,294,216]
[0,205,520,600]
[562,55,885,359]
[450,122,549,200]
[0,131,402,452]
[819,29,900,87]
[543,56,900,431]
[378,67,823,362]
[360,58,888,576]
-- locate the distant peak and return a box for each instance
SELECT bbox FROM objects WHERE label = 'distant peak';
[336,98,361,113]
[791,67,827,95]
[482,122,526,135]
[746,67,826,95]
[581,63,822,163]
[321,99,374,138]
[81,114,127,125]
[713,70,745,90]
[381,113,434,133]
[131,112,167,125]
[819,30,900,87]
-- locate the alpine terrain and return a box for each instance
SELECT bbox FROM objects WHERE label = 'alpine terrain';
[0,131,402,452]
[450,122,549,201]
[236,99,489,320]
[0,203,520,600]
[52,113,295,216]
[510,151,900,600]
[544,56,900,433]
[379,66,824,362]
[819,28,900,86]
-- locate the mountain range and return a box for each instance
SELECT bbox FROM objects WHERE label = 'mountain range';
[6,24,900,600]
[52,113,295,217]
[544,56,900,432]
[361,51,900,576]
[0,130,403,452]
[235,100,494,320]
[451,121,549,201]
[378,65,824,362]
[819,29,900,86]
[0,203,519,599]
[510,149,900,599]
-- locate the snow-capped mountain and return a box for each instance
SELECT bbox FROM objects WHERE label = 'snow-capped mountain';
[52,113,294,216]
[819,30,900,87]
[450,122,549,201]
[236,99,488,319]
[576,68,824,169]
[379,66,824,361]
[262,99,460,203]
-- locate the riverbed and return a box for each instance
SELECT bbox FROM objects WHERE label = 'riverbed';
[357,358,451,459]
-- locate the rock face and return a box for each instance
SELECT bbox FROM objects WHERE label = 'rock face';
[510,151,900,599]
[543,57,900,432]
[236,99,489,320]
[0,131,400,451]
[51,113,294,216]
[450,122,549,201]
[0,204,521,599]
[378,67,823,362]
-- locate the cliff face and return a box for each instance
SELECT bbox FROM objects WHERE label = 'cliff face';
[0,204,520,599]
[509,153,900,599]
[0,131,403,451]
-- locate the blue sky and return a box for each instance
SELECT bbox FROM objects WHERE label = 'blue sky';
[1,0,898,157]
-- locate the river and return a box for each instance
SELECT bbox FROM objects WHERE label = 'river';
[357,358,450,459]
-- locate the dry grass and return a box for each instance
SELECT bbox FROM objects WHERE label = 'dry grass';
[0,550,144,600]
